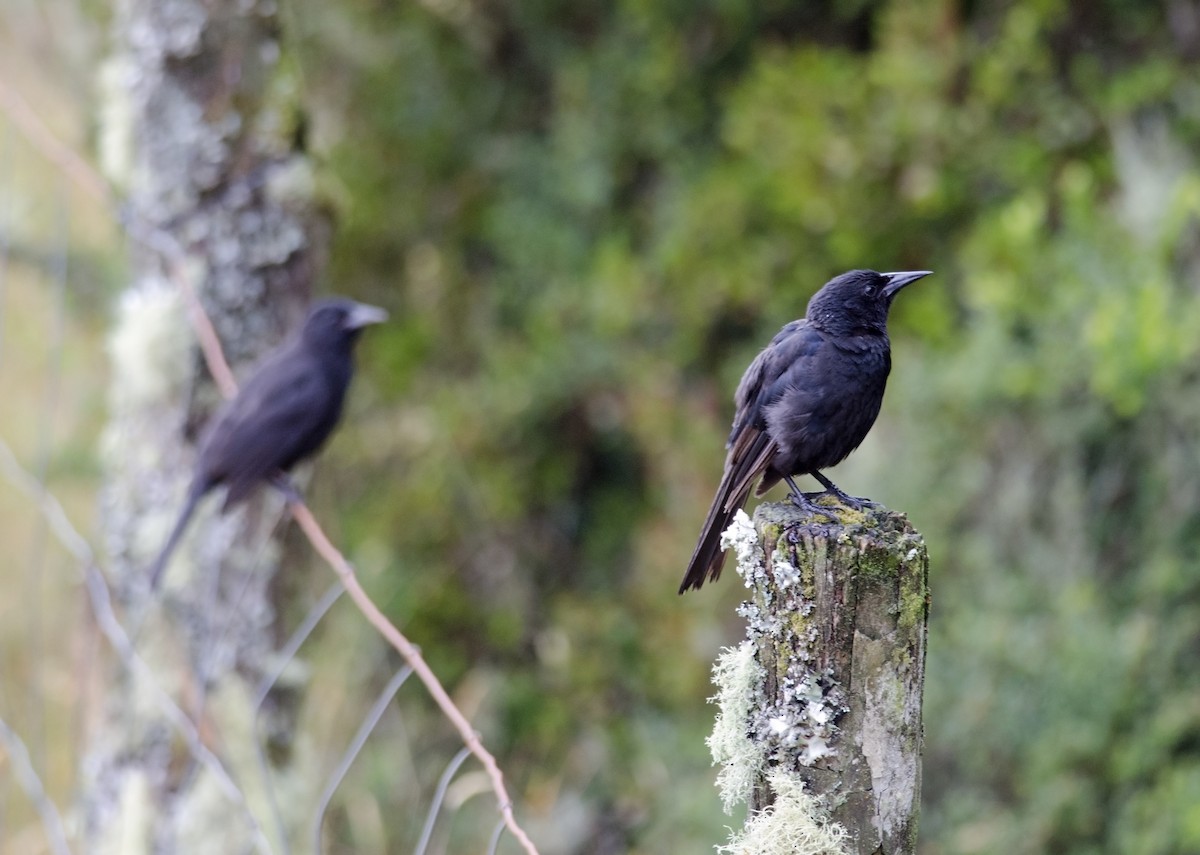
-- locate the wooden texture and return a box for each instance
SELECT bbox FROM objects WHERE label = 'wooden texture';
[743,500,928,854]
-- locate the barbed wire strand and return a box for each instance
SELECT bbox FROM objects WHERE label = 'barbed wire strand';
[0,116,13,849]
[289,502,535,854]
[70,559,101,841]
[252,583,345,714]
[24,177,70,783]
[0,73,541,855]
[0,714,72,855]
[253,581,345,855]
[0,441,91,561]
[82,566,274,853]
[310,665,414,852]
[487,818,507,855]
[413,745,473,855]
[0,437,272,854]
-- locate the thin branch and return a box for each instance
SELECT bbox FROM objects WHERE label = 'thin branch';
[119,219,239,398]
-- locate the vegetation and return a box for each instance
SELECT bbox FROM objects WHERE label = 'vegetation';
[291,2,1200,849]
[4,0,1200,852]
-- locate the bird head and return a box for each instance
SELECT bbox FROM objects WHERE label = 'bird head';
[806,269,930,335]
[301,299,389,352]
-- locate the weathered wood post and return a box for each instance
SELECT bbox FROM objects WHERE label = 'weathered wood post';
[87,0,330,850]
[709,501,928,855]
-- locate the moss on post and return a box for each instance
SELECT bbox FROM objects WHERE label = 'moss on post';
[709,500,928,855]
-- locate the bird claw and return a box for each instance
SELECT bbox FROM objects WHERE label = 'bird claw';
[788,490,841,522]
[806,471,879,512]
[811,486,878,511]
[826,491,874,510]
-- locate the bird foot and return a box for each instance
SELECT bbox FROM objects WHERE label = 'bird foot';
[807,472,879,511]
[813,489,878,511]
[788,490,842,522]
[270,473,304,506]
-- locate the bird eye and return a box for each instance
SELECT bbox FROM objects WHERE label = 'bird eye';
[863,285,876,297]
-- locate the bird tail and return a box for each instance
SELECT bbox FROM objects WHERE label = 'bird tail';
[147,481,205,590]
[679,433,775,594]
[679,462,761,594]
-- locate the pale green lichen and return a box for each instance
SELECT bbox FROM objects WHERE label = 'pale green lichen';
[727,501,925,853]
[722,510,849,799]
[708,640,764,814]
[105,283,190,415]
[716,770,849,855]
[98,54,136,192]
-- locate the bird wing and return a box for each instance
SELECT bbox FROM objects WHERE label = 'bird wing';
[197,345,340,509]
[679,319,824,592]
[727,319,805,447]
[734,320,829,496]
[760,330,889,477]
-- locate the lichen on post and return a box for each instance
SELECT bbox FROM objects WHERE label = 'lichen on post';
[709,500,928,855]
[88,0,329,849]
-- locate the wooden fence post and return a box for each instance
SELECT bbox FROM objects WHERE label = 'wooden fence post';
[709,501,928,855]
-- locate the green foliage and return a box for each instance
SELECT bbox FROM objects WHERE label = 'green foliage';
[290,0,1200,850]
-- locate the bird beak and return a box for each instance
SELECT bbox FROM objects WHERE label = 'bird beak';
[882,270,932,297]
[344,302,389,329]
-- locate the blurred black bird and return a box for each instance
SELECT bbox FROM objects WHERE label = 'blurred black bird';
[148,298,388,589]
[680,269,930,593]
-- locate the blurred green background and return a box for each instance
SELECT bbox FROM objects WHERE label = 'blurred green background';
[3,0,1200,852]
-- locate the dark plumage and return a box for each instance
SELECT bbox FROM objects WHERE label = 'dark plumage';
[679,269,930,593]
[148,298,387,589]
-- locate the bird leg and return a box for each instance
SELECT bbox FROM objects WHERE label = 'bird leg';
[809,470,877,510]
[270,473,304,506]
[782,475,841,521]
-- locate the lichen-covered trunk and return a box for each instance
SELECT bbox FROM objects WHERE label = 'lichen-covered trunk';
[86,0,328,850]
[709,502,928,855]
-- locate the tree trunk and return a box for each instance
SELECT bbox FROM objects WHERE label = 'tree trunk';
[87,0,328,850]
[709,501,928,855]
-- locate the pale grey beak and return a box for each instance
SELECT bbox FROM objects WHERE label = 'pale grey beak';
[882,270,932,297]
[345,302,389,329]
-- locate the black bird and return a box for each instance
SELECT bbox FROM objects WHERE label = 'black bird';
[148,298,388,589]
[680,269,930,593]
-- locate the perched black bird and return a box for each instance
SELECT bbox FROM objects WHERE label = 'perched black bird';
[680,269,930,593]
[148,299,387,589]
